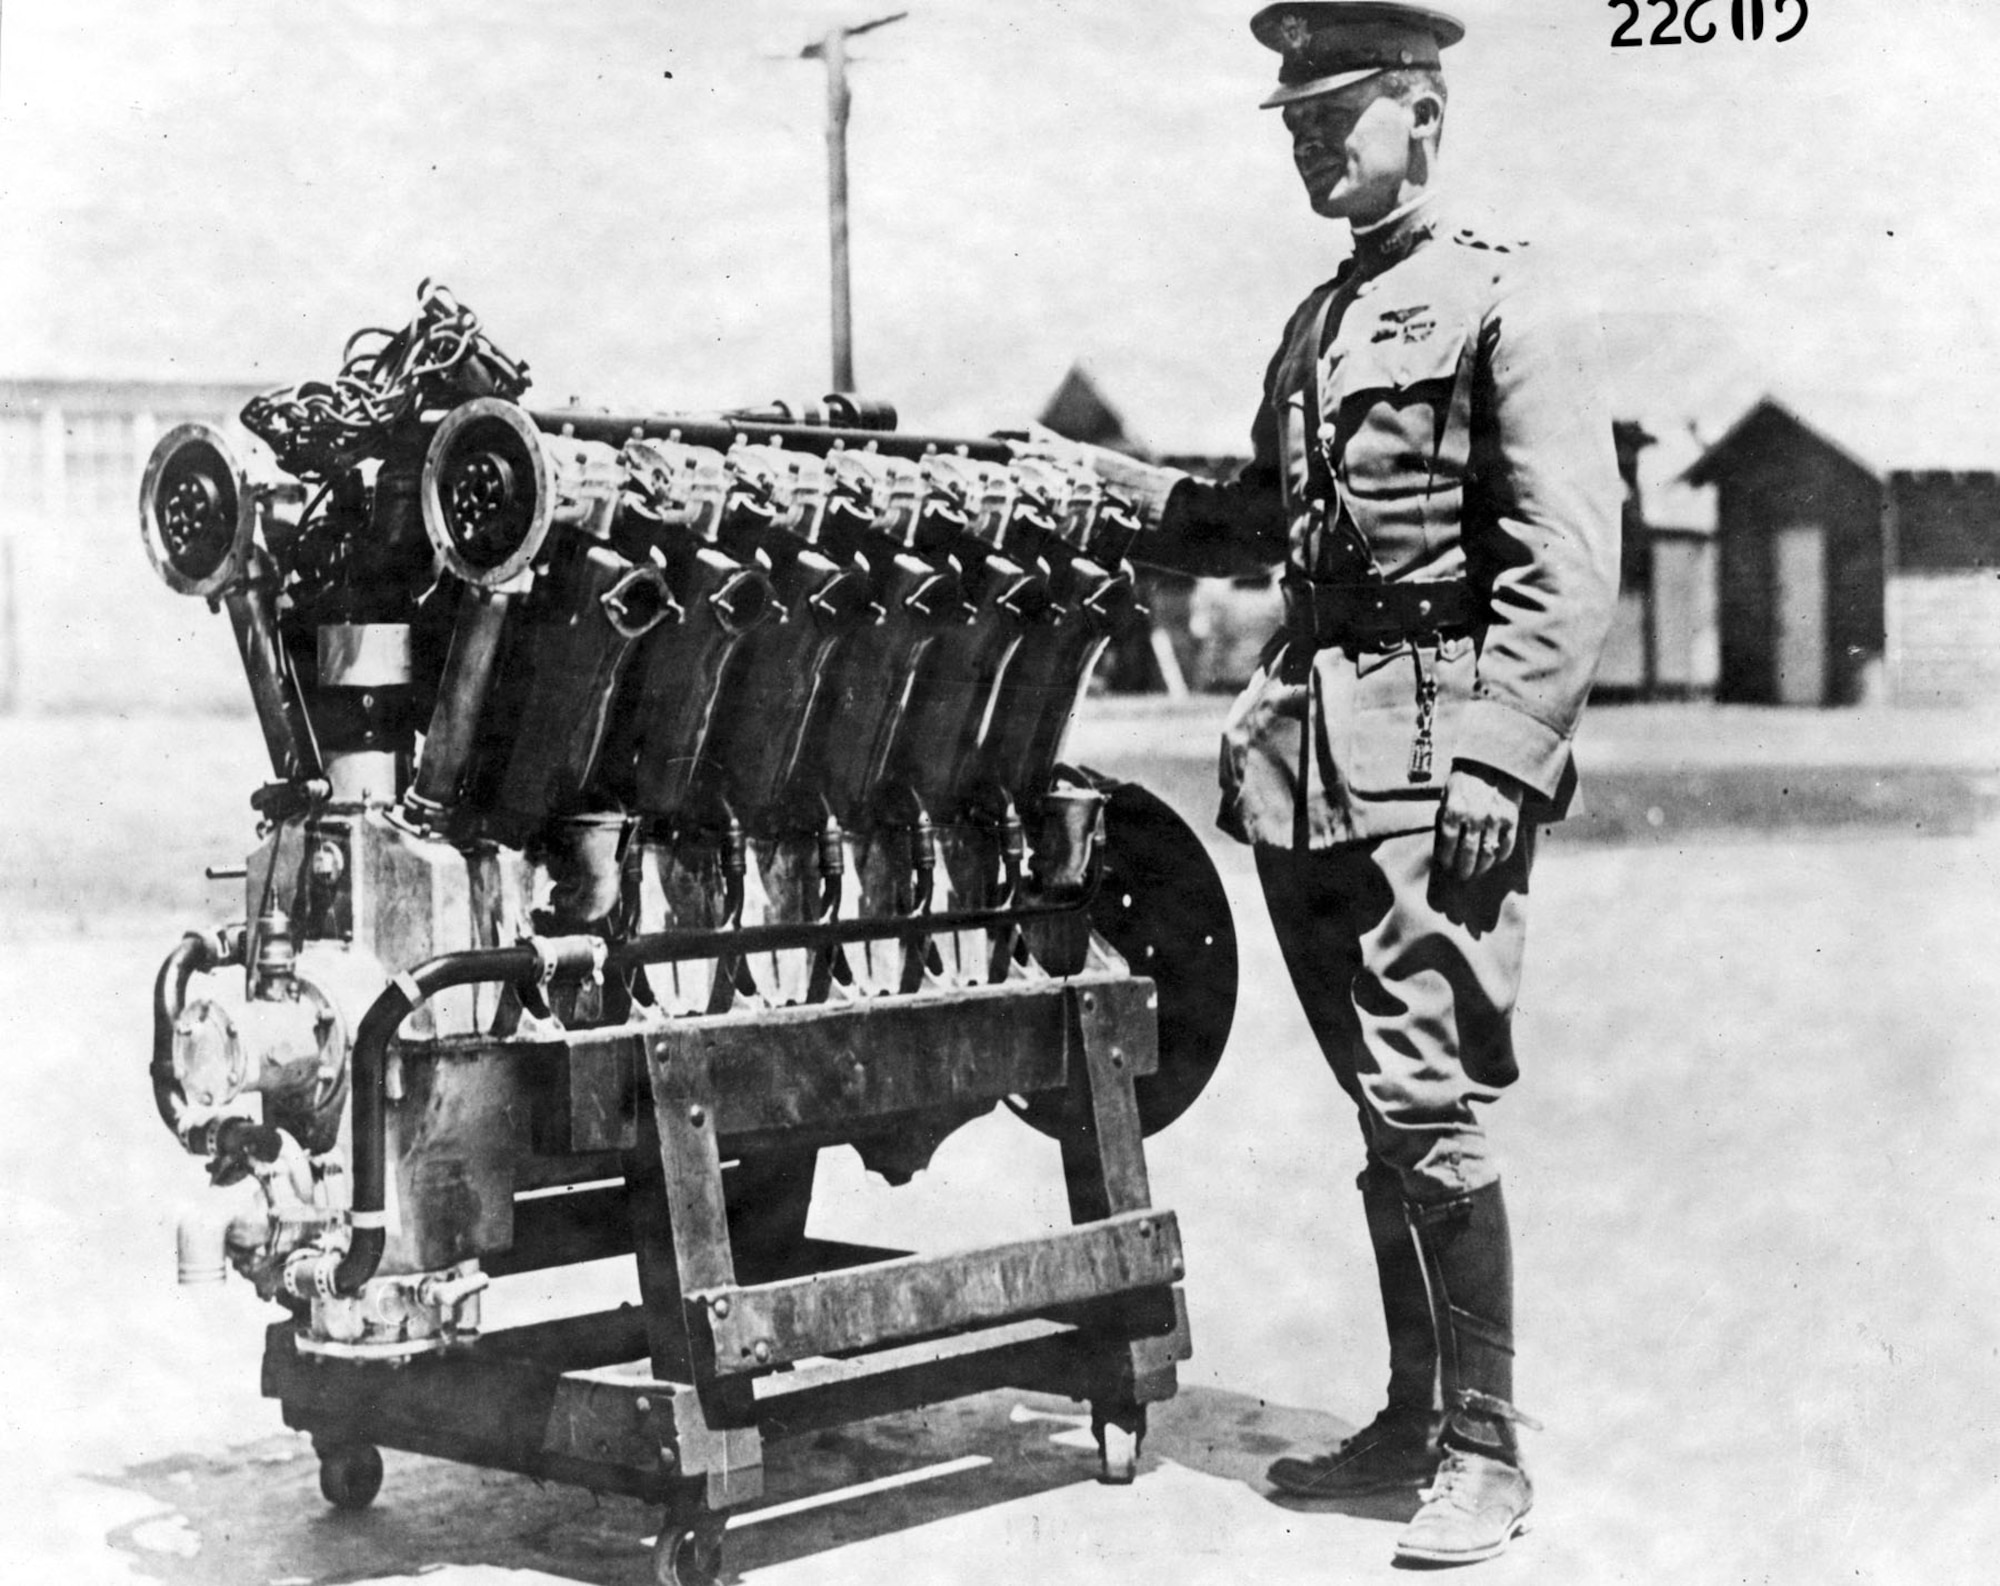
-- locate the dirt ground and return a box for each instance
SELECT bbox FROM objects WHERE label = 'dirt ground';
[2,701,1997,1586]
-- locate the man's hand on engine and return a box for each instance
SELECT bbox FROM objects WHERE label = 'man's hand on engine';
[1081,444,1185,527]
[1434,762,1527,882]
[1002,427,1184,529]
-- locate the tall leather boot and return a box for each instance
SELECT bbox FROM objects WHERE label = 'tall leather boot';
[1365,1161,1441,1416]
[1266,1164,1442,1497]
[1395,1180,1539,1565]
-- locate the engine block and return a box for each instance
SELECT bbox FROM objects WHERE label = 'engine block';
[140,285,1237,1579]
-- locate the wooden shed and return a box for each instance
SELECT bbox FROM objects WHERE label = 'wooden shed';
[1686,393,2000,707]
[1683,398,1885,706]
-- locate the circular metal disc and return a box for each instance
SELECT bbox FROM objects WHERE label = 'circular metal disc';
[421,397,555,588]
[139,423,252,597]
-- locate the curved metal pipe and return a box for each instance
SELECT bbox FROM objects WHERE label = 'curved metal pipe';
[153,932,303,1172]
[153,932,224,1150]
[328,887,1100,1295]
[330,945,541,1295]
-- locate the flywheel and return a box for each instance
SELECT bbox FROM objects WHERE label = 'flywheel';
[1014,775,1238,1137]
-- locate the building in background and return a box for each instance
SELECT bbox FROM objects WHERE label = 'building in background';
[1683,398,1884,707]
[1685,394,2000,707]
[1599,418,1719,701]
[1882,471,2000,706]
[0,378,263,712]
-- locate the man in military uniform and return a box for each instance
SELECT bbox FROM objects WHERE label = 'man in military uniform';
[1091,2,1620,1566]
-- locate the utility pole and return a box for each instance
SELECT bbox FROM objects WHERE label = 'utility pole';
[802,11,906,394]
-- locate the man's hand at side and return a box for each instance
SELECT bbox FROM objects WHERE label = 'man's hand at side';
[1434,762,1526,881]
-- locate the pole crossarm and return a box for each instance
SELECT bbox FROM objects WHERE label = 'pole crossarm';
[800,10,909,58]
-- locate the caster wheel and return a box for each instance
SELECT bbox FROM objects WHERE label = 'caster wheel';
[1093,1409,1145,1485]
[653,1515,726,1586]
[317,1442,384,1510]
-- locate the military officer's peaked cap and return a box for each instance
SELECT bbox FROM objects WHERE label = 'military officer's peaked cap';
[1250,2,1464,108]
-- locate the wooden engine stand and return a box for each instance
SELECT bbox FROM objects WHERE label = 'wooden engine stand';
[263,971,1188,1585]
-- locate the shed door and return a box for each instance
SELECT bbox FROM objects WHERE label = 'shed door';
[1773,523,1828,706]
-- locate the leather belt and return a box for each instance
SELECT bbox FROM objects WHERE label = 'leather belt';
[1281,576,1477,649]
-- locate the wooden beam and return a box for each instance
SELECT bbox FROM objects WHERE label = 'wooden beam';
[694,1208,1183,1375]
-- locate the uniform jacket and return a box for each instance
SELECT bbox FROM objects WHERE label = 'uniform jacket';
[1135,201,1621,849]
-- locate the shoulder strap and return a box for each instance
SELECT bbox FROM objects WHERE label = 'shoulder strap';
[1302,283,1345,505]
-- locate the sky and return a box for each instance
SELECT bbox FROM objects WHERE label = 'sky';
[3,0,1999,463]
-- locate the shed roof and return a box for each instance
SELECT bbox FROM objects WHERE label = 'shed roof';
[1687,381,2000,484]
[1036,363,1134,451]
[1683,396,1877,487]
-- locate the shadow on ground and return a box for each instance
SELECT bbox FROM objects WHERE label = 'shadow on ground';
[1114,751,2000,849]
[100,1386,1378,1585]
[1555,764,2000,842]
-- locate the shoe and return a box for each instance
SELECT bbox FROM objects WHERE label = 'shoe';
[1392,1447,1533,1566]
[1265,1404,1443,1498]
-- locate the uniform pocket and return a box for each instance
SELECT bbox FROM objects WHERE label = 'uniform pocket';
[1326,323,1470,500]
[1335,319,1465,393]
[1342,634,1476,796]
[1220,663,1308,802]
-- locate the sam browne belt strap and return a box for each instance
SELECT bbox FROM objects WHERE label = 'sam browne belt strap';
[1280,576,1476,649]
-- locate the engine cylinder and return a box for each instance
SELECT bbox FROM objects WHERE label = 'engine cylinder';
[600,441,777,826]
[472,536,675,842]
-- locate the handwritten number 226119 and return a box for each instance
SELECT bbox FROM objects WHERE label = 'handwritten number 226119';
[1610,0,1806,45]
